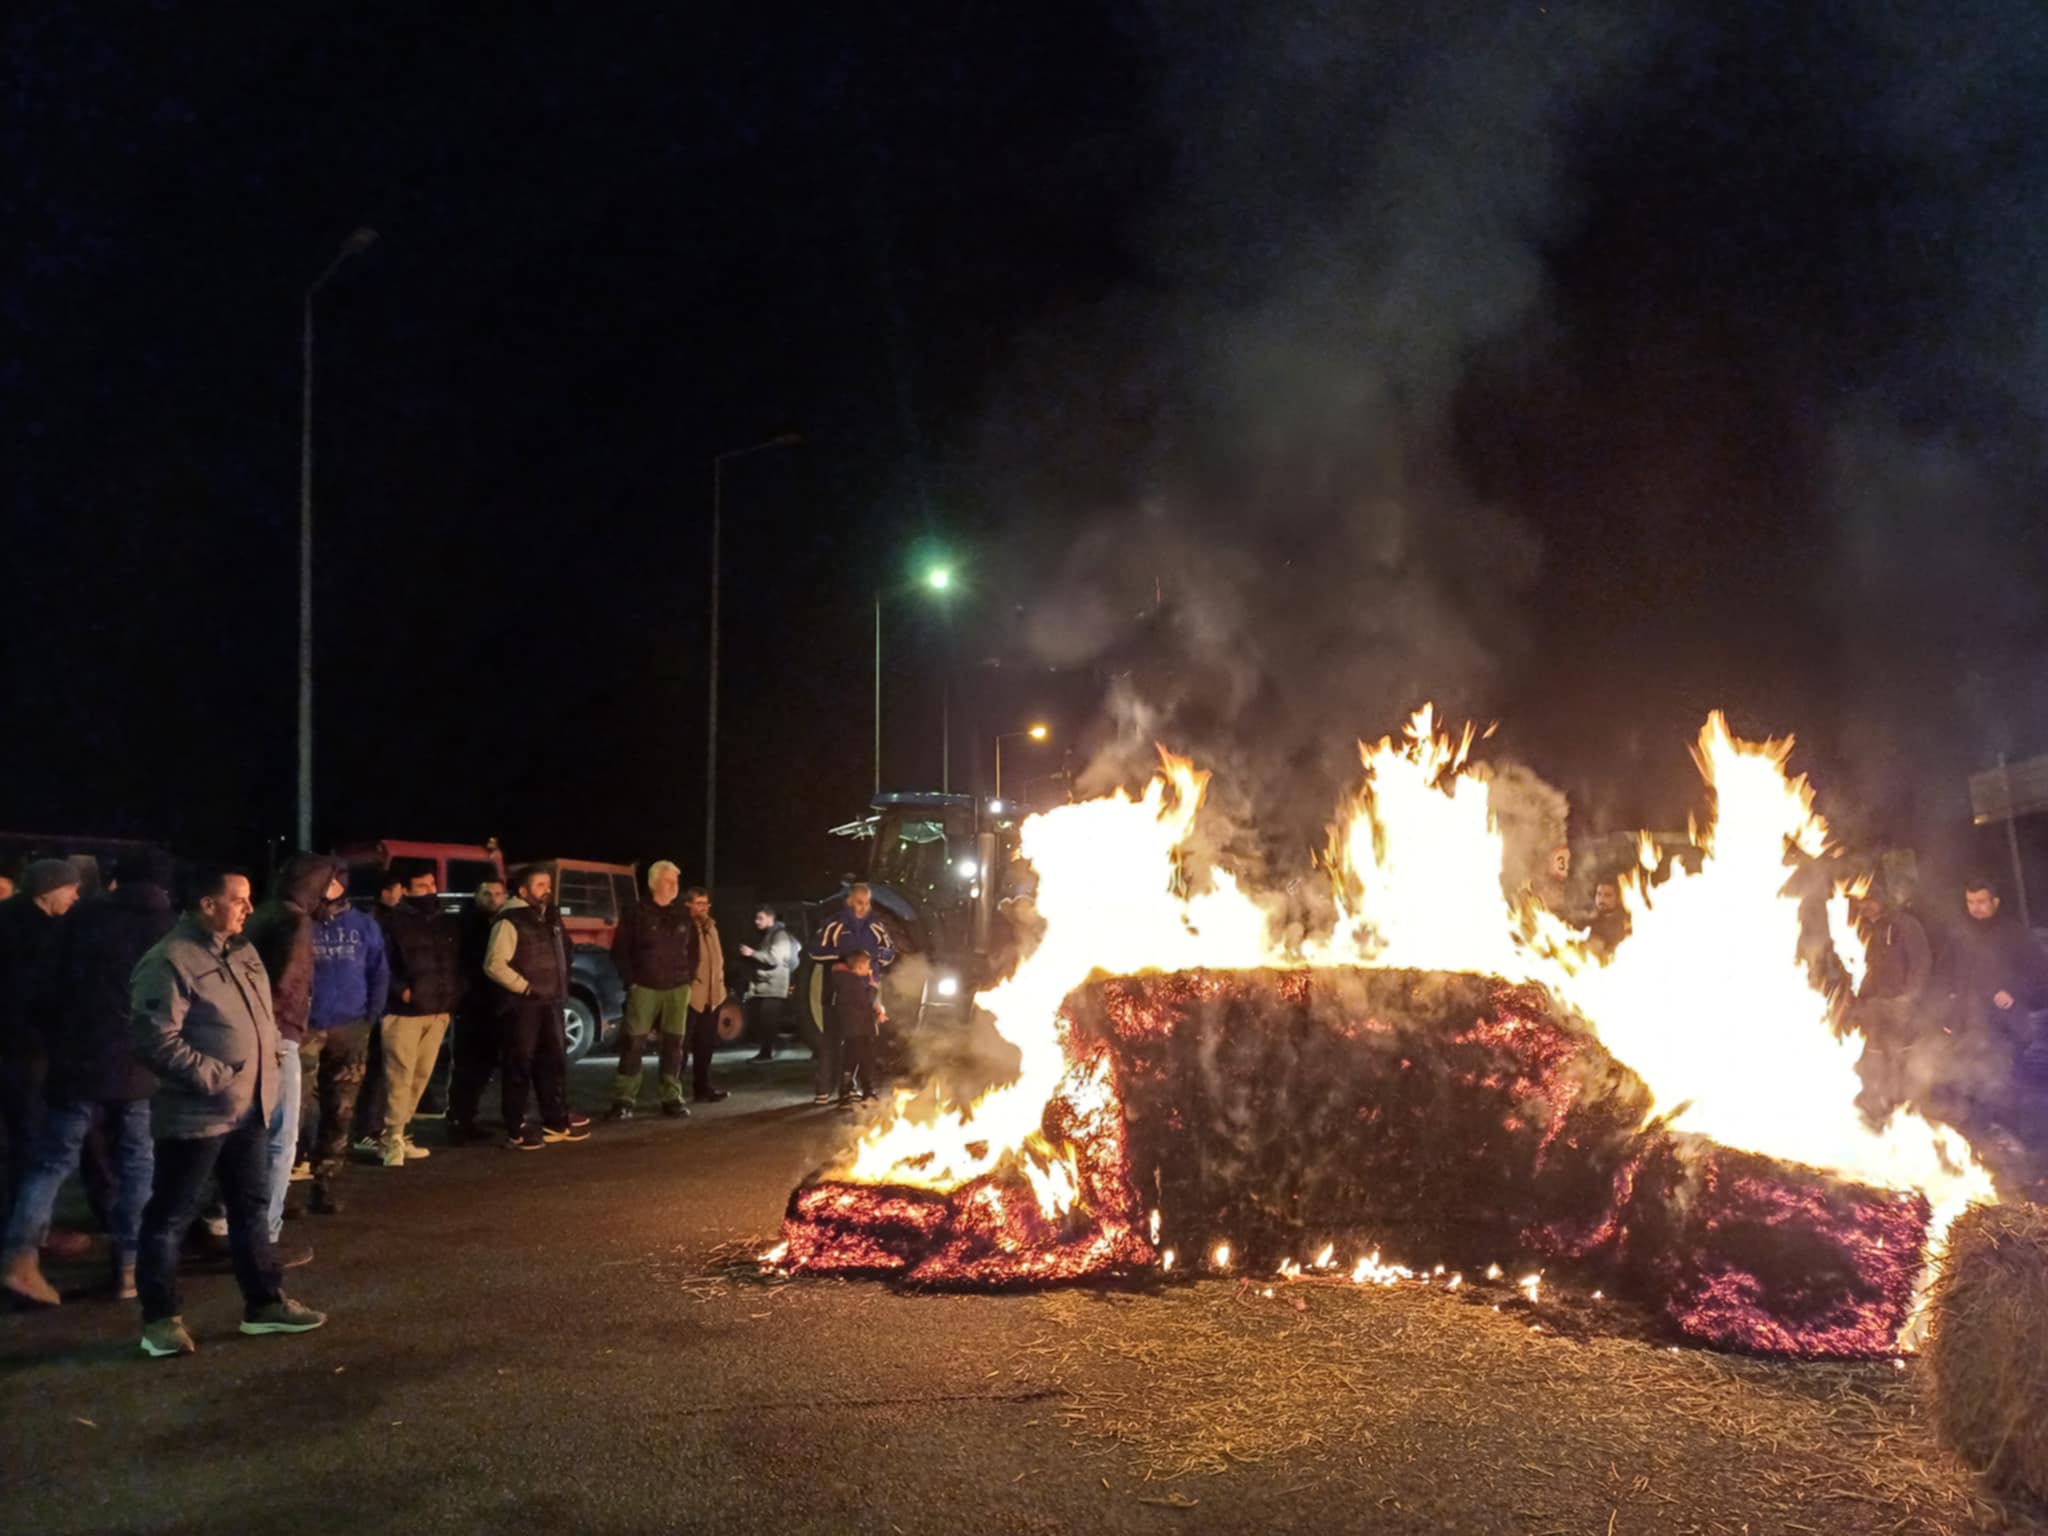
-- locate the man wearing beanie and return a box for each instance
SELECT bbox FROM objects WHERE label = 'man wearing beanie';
[1,851,173,1306]
[0,859,84,1221]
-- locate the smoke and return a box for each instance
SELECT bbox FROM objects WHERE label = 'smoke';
[974,0,2048,857]
[976,1,1660,845]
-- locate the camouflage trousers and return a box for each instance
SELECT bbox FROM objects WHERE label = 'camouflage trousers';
[299,1020,372,1185]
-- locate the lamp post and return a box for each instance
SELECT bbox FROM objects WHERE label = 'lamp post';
[873,562,953,797]
[705,431,800,888]
[298,225,377,851]
[994,724,1049,802]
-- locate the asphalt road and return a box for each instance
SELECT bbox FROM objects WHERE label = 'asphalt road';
[1,1050,2034,1536]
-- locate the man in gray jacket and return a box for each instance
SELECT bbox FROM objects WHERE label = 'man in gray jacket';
[130,867,326,1358]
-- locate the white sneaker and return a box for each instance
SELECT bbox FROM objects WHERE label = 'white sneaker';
[401,1137,432,1161]
[377,1138,407,1169]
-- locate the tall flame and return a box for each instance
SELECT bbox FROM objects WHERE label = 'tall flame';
[841,753,1271,1194]
[836,708,1991,1251]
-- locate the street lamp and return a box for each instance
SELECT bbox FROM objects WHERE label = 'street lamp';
[873,561,956,796]
[994,723,1049,801]
[705,431,800,888]
[298,225,377,851]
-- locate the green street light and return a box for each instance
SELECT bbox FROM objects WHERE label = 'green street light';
[876,561,960,795]
[926,566,953,592]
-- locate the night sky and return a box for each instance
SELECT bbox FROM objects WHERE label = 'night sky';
[7,2,2048,897]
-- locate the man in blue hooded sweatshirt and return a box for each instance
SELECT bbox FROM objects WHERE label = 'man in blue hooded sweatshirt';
[303,870,387,1214]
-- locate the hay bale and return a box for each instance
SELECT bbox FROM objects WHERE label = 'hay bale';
[1926,1202,2048,1502]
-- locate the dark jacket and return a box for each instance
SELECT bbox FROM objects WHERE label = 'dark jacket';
[45,883,174,1103]
[1945,914,2048,1042]
[612,898,698,992]
[1860,910,1934,1003]
[245,854,343,1044]
[0,892,68,1058]
[131,915,281,1140]
[486,899,569,1003]
[385,896,464,1015]
[825,964,881,1039]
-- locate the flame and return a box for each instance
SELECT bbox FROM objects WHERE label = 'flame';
[822,701,1991,1301]
[839,752,1270,1203]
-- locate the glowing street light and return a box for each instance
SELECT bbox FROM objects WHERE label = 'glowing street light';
[994,723,1051,801]
[875,557,958,795]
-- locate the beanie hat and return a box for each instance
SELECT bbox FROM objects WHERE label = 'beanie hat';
[25,858,83,898]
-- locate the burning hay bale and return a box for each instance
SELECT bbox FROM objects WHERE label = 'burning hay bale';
[1617,1139,1932,1359]
[780,1055,1153,1287]
[1066,967,1656,1272]
[1925,1202,2048,1502]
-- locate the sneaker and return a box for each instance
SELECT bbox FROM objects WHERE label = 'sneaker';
[564,1110,592,1131]
[401,1137,432,1162]
[543,1122,590,1144]
[289,1160,313,1183]
[241,1297,327,1335]
[507,1124,546,1151]
[276,1243,314,1271]
[660,1101,690,1119]
[378,1139,407,1169]
[812,1093,833,1106]
[604,1102,635,1122]
[353,1136,382,1160]
[140,1316,197,1358]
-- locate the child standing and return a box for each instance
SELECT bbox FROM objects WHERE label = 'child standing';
[824,951,885,1105]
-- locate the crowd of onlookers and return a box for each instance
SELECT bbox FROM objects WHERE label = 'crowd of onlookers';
[0,851,899,1358]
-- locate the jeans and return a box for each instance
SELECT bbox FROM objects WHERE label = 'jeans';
[137,1112,283,1323]
[3,1099,153,1259]
[746,995,789,1057]
[501,1000,568,1133]
[265,1040,302,1242]
[301,1021,372,1185]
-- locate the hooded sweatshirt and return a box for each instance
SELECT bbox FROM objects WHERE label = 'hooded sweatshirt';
[310,896,390,1029]
[245,853,344,1044]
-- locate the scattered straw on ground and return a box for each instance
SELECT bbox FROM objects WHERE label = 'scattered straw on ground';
[1016,1279,2026,1534]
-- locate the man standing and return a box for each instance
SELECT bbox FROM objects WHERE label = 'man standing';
[606,860,697,1120]
[350,869,410,1157]
[807,884,896,1106]
[1946,877,2048,1037]
[130,867,324,1357]
[0,860,83,1216]
[483,866,590,1149]
[303,871,388,1213]
[376,868,460,1165]
[740,904,798,1063]
[245,853,341,1255]
[0,851,173,1307]
[682,887,728,1104]
[447,874,508,1144]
